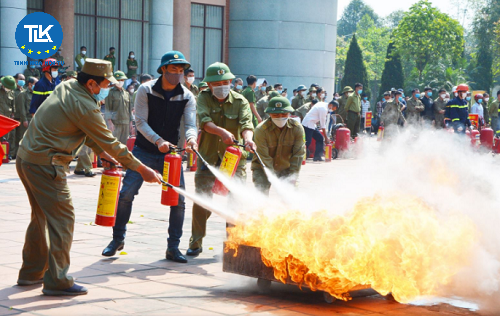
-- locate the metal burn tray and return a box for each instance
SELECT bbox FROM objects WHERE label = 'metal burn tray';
[222,242,370,303]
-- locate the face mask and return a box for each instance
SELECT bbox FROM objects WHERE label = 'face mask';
[320,93,325,99]
[277,89,283,94]
[128,88,135,94]
[164,72,183,86]
[444,98,450,102]
[51,71,58,78]
[363,97,368,100]
[236,84,242,90]
[358,89,363,95]
[272,117,288,128]
[130,55,135,59]
[478,99,483,103]
[261,86,266,91]
[415,93,421,98]
[311,93,317,98]
[212,84,231,99]
[116,81,124,88]
[440,94,446,99]
[17,80,25,87]
[454,92,458,97]
[398,97,403,102]
[466,96,471,101]
[81,51,86,55]
[484,98,489,102]
[427,92,432,96]
[93,86,110,101]
[298,91,303,96]
[187,77,195,84]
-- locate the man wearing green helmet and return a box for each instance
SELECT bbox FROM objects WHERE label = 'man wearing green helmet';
[187,62,255,256]
[252,97,305,194]
[256,90,280,121]
[291,85,307,110]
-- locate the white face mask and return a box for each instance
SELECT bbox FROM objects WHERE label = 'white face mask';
[320,93,325,99]
[116,81,124,88]
[212,84,231,99]
[187,77,195,84]
[444,98,450,103]
[298,91,303,96]
[311,93,317,98]
[484,97,489,102]
[454,92,458,97]
[272,117,288,128]
[130,55,135,59]
[461,92,468,99]
[51,71,59,78]
[440,94,446,99]
[81,51,86,55]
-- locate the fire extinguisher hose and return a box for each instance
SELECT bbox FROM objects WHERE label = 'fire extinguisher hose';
[233,140,265,168]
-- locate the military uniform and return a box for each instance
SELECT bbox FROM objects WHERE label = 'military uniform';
[381,99,405,137]
[256,91,280,121]
[105,76,132,145]
[103,54,116,71]
[345,92,361,138]
[10,86,26,157]
[16,60,141,292]
[255,88,266,102]
[252,97,305,194]
[241,86,258,126]
[433,97,447,129]
[23,68,40,86]
[182,82,199,98]
[294,102,313,121]
[489,99,500,132]
[0,83,15,119]
[337,86,353,124]
[126,58,138,78]
[405,97,424,125]
[291,94,305,110]
[190,63,253,251]
[74,53,87,72]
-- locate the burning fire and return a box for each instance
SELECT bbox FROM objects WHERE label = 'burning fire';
[226,195,477,303]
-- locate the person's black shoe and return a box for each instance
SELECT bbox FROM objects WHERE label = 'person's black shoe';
[102,240,124,257]
[74,170,85,175]
[313,157,325,162]
[85,171,96,177]
[42,283,88,296]
[166,248,188,263]
[186,247,203,256]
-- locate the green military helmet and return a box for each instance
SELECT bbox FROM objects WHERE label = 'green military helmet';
[342,86,353,93]
[199,81,208,89]
[265,96,294,114]
[0,76,16,90]
[309,87,317,93]
[268,91,281,100]
[203,62,235,83]
[157,51,191,74]
[66,70,77,78]
[114,70,128,80]
[297,85,307,91]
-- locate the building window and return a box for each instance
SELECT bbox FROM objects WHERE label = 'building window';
[74,0,150,74]
[27,0,44,14]
[190,3,223,80]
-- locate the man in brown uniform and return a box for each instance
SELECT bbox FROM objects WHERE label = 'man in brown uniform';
[105,71,132,145]
[16,59,161,296]
[433,89,447,129]
[337,86,353,124]
[406,88,425,125]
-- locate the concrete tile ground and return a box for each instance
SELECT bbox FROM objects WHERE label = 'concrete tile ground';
[0,140,489,315]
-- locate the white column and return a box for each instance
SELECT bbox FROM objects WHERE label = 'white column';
[149,0,174,75]
[0,0,27,76]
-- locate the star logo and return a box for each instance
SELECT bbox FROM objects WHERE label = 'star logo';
[28,49,33,54]
[21,45,25,49]
[217,69,225,75]
[174,54,179,58]
[37,51,41,54]
[52,46,57,50]
[276,102,282,108]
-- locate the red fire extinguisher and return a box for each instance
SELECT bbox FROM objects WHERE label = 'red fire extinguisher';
[212,145,242,196]
[1,139,9,164]
[92,151,97,168]
[161,151,182,206]
[95,167,122,227]
[377,125,385,141]
[126,135,136,152]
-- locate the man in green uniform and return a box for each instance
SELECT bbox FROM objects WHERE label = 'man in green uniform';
[0,76,16,154]
[433,89,447,129]
[105,71,132,145]
[199,81,208,92]
[255,79,267,101]
[406,88,425,125]
[256,90,280,121]
[10,74,26,158]
[16,58,162,295]
[345,83,362,138]
[23,65,40,87]
[15,78,37,141]
[74,46,87,72]
[103,47,116,71]
[337,86,352,124]
[381,90,406,138]
[291,85,307,110]
[490,90,500,133]
[232,78,243,93]
[241,75,262,126]
[187,62,255,256]
[183,68,199,97]
[305,87,317,103]
[294,99,318,121]
[252,97,305,195]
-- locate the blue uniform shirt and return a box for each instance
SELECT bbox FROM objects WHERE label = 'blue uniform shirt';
[29,74,61,114]
[446,97,470,126]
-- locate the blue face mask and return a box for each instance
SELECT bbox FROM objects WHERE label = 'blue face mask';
[261,86,266,91]
[398,97,403,102]
[415,93,421,98]
[236,85,242,90]
[363,97,368,100]
[358,89,363,95]
[466,96,471,101]
[427,91,432,96]
[17,80,25,87]
[277,89,283,94]
[93,87,110,101]
[478,99,483,103]
[30,65,36,69]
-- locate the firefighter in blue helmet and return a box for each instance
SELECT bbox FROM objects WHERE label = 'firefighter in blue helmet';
[445,84,470,134]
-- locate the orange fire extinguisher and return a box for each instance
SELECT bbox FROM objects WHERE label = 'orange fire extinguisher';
[325,143,333,162]
[95,162,122,227]
[212,145,242,196]
[161,150,182,206]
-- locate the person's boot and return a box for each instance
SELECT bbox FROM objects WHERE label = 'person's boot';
[186,247,203,256]
[166,248,188,263]
[102,240,124,256]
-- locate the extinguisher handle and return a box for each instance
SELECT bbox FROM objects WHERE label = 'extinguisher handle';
[233,140,246,148]
[101,158,117,169]
[168,146,185,154]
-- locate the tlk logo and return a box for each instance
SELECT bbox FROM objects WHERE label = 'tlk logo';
[24,25,53,42]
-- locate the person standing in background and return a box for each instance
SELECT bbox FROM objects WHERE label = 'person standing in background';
[74,46,87,72]
[103,47,116,71]
[105,71,132,145]
[126,52,138,78]
[360,93,370,133]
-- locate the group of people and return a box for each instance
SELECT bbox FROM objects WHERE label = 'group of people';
[8,50,317,297]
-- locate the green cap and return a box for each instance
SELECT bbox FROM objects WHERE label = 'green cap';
[157,51,190,74]
[265,96,294,114]
[66,70,77,78]
[203,62,235,83]
[1,76,16,90]
[114,70,128,80]
[297,85,307,91]
[342,86,353,93]
[81,58,118,84]
[268,91,281,100]
[199,81,208,89]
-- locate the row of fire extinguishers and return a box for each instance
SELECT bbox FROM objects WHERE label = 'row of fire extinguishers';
[95,139,246,227]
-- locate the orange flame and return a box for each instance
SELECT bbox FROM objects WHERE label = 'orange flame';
[226,195,476,303]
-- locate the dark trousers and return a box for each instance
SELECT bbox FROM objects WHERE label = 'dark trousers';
[303,126,324,158]
[113,146,185,249]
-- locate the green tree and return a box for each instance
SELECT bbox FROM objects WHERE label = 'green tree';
[392,0,464,79]
[341,35,369,96]
[337,0,379,36]
[383,10,405,30]
[378,41,404,99]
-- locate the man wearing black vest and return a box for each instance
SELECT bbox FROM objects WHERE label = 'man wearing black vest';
[101,51,198,263]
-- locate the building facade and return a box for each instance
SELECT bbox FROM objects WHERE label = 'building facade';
[0,0,337,93]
